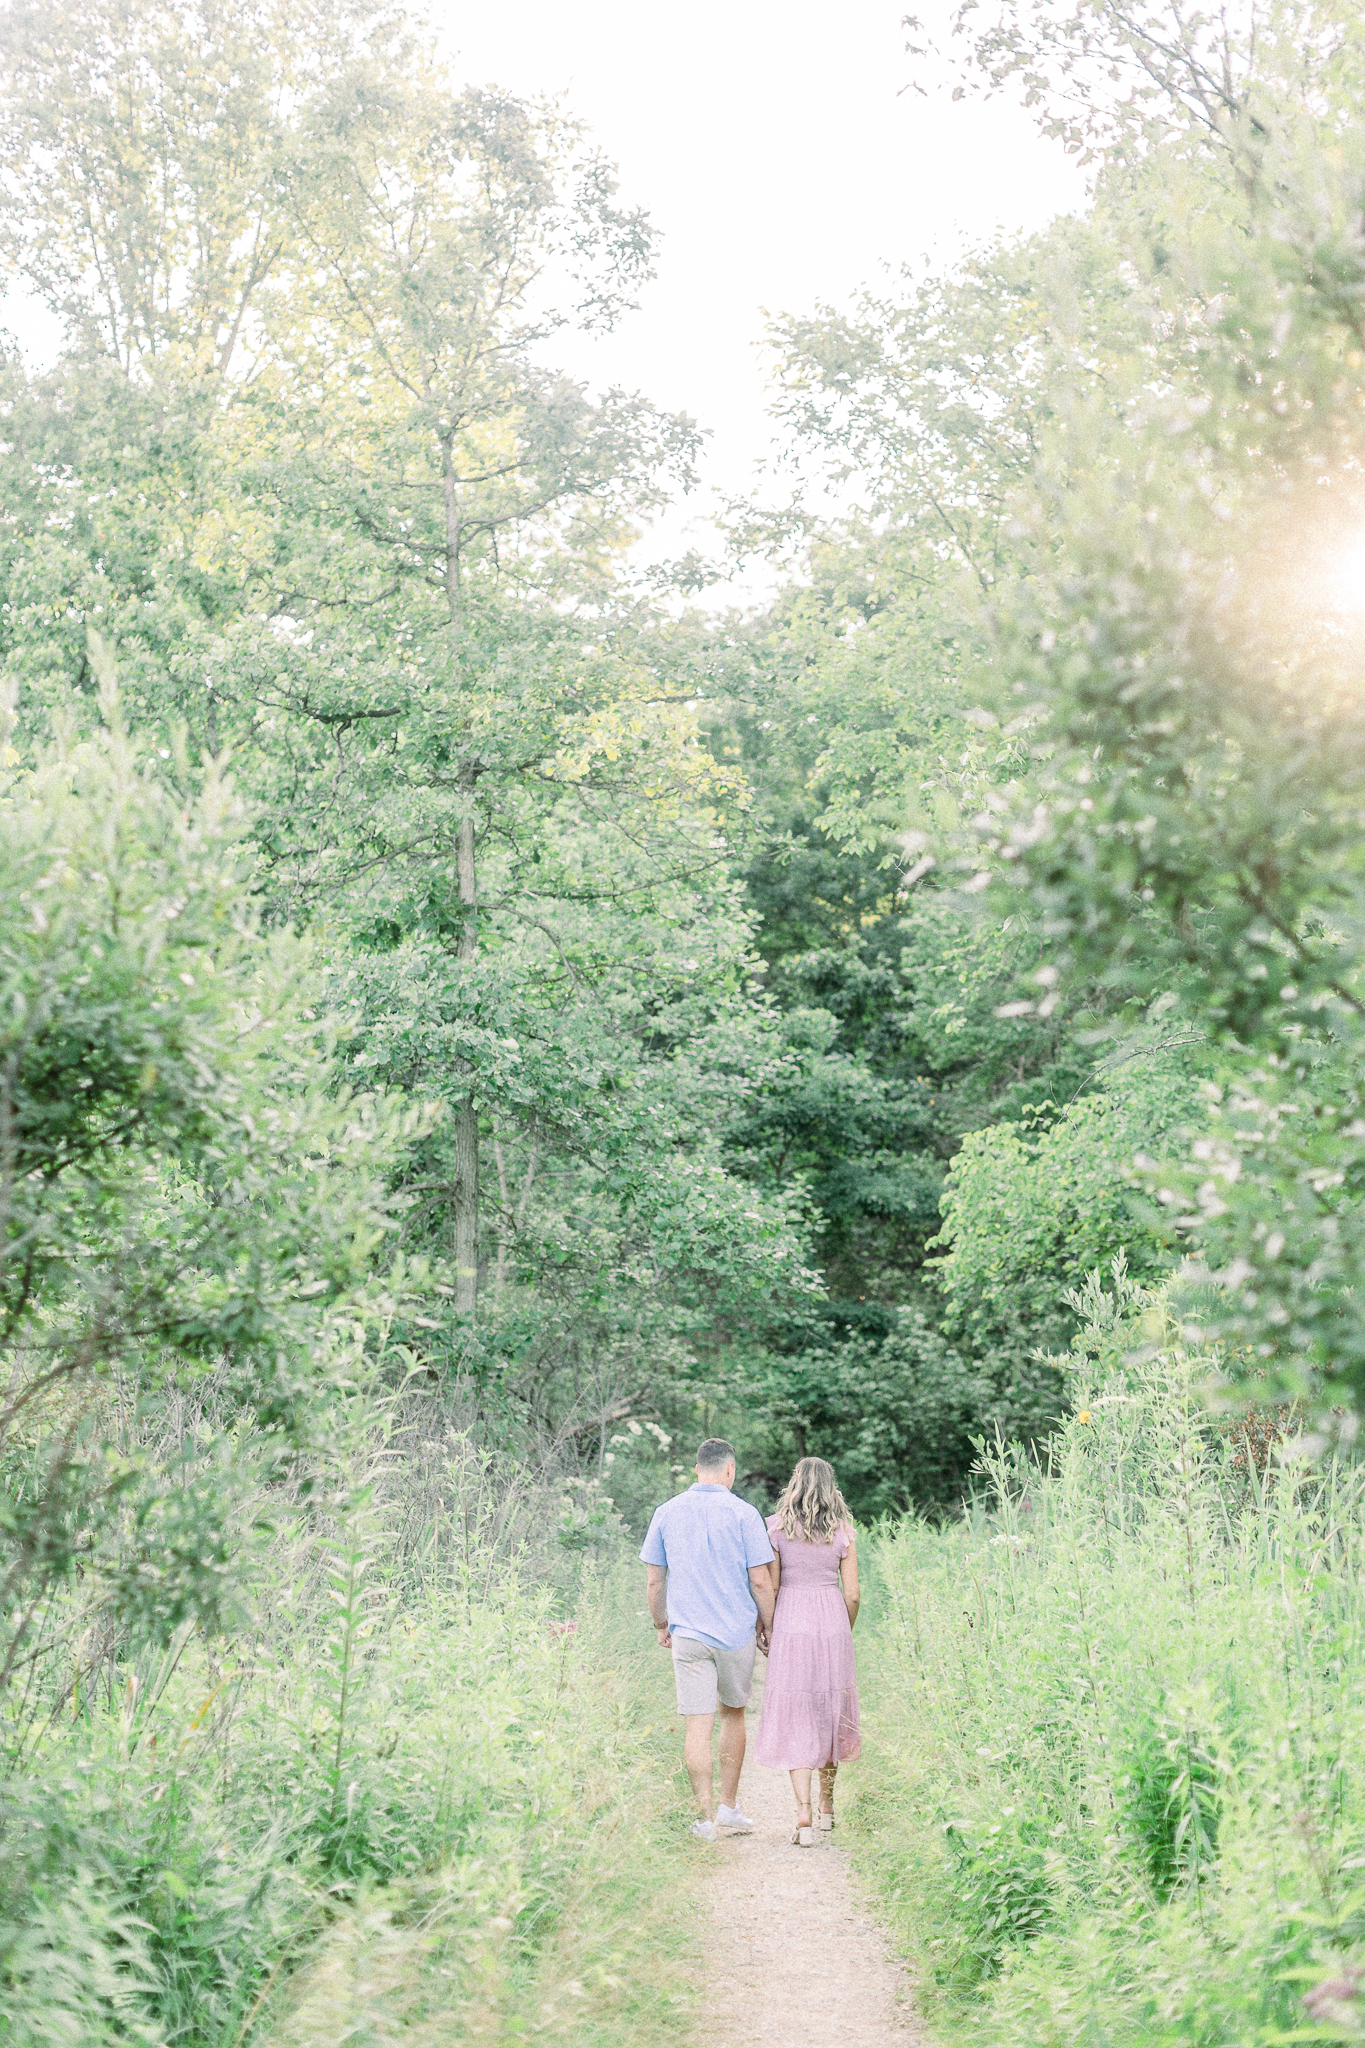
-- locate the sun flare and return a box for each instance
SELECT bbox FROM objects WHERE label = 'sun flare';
[1326,535,1365,614]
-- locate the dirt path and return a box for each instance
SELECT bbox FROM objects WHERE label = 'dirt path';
[695,1687,929,2048]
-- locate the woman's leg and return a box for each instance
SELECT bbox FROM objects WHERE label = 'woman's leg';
[789,1766,813,1820]
[819,1761,837,1815]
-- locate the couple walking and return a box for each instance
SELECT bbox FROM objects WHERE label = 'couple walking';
[641,1438,860,1846]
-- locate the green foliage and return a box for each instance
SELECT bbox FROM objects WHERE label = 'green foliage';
[919,2,1365,1422]
[933,1045,1203,1356]
[0,1462,699,2048]
[1149,1042,1365,1415]
[29,0,1365,2031]
[706,259,1148,1401]
[28,0,1365,2033]
[1115,1702,1223,1902]
[745,180,1149,723]
[755,1308,989,1518]
[726,0,1365,1454]
[0,0,822,1470]
[717,655,1109,1308]
[748,1024,1201,1509]
[724,1001,943,1292]
[850,1279,1365,2045]
[917,0,1365,164]
[941,1815,1053,1985]
[0,699,412,1697]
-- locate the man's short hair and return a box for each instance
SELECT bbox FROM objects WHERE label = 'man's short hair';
[696,1437,736,1473]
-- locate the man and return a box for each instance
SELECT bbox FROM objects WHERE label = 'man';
[640,1437,776,1842]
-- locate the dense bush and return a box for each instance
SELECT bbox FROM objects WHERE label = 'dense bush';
[931,1052,1202,1357]
[850,1274,1365,2046]
[0,708,415,1702]
[0,1439,697,2048]
[741,1048,1206,1522]
[753,1310,989,1518]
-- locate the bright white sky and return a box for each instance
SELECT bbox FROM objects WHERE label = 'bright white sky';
[443,0,1087,586]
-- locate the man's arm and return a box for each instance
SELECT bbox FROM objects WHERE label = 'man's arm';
[645,1562,670,1646]
[748,1563,775,1636]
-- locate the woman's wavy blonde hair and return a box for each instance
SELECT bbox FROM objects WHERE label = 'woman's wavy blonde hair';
[774,1456,852,1544]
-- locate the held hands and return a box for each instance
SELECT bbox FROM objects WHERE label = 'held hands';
[756,1623,771,1655]
[654,1622,672,1647]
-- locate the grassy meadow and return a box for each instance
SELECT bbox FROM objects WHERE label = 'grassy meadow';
[0,1431,701,2048]
[845,1275,1365,2047]
[15,1278,1365,2048]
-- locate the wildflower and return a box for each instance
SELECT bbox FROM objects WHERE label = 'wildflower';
[1304,1969,1363,2025]
[1077,1410,1092,1424]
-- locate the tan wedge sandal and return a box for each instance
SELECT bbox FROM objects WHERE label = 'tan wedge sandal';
[792,1806,814,1848]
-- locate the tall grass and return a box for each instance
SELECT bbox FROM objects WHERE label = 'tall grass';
[0,1423,700,2048]
[849,1271,1365,2047]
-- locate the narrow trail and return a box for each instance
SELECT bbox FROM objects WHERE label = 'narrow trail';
[695,1676,929,2048]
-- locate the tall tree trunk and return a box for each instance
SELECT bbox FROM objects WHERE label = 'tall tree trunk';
[442,436,479,1317]
[441,433,462,629]
[452,774,479,1317]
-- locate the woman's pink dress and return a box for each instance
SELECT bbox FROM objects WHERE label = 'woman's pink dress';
[754,1517,861,1768]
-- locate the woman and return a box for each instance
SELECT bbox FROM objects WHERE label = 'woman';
[754,1456,860,1846]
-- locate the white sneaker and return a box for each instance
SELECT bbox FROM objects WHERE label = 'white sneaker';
[716,1804,755,1832]
[690,1819,719,1842]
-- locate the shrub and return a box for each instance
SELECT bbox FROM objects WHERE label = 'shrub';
[941,1813,1054,1984]
[849,1275,1365,2047]
[0,1440,698,2048]
[0,704,414,1702]
[931,1056,1201,1356]
[758,1308,991,1517]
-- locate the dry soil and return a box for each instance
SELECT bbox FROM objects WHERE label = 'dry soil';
[694,1682,929,2048]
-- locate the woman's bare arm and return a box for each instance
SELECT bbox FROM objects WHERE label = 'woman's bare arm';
[755,1543,779,1653]
[839,1536,860,1629]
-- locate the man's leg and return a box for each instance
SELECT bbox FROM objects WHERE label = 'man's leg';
[683,1713,717,1819]
[717,1702,746,1808]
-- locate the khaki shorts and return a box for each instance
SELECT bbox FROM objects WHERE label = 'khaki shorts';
[672,1632,756,1715]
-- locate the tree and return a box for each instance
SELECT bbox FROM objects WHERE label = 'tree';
[697,243,1142,1314]
[254,67,696,1315]
[941,0,1365,1415]
[0,662,411,1699]
[932,1041,1201,1359]
[0,0,713,1331]
[0,0,367,372]
[909,0,1365,170]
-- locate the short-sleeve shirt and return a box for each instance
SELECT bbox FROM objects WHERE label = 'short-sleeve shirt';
[639,1484,776,1651]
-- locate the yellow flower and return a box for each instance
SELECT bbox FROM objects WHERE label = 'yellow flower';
[1077,1410,1092,1424]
